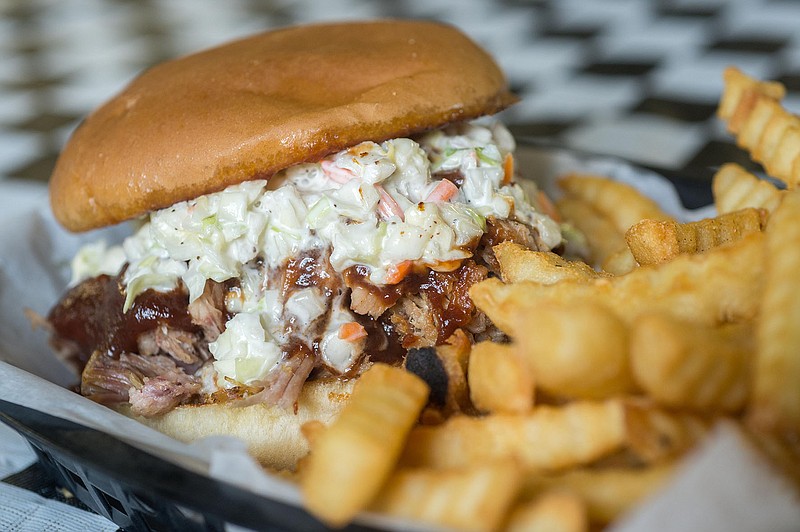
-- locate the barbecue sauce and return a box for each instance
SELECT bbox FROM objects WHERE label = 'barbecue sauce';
[343,260,486,347]
[284,255,407,367]
[48,274,197,370]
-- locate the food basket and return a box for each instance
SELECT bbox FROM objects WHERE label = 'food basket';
[0,143,717,531]
[0,398,379,531]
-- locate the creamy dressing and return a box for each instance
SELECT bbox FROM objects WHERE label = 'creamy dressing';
[70,122,562,384]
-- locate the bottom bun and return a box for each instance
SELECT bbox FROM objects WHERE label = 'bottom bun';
[121,378,355,470]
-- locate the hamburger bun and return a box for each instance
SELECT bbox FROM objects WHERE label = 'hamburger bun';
[49,20,516,232]
[123,378,354,470]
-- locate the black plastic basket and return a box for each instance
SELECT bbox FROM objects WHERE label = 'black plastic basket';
[0,400,378,532]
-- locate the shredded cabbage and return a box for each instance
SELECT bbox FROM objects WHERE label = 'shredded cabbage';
[209,312,282,384]
[69,241,126,286]
[72,122,562,383]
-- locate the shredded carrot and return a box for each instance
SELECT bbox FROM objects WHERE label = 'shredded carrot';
[321,160,356,184]
[536,189,562,223]
[376,184,405,221]
[385,260,413,284]
[338,322,367,342]
[425,179,459,203]
[502,153,514,185]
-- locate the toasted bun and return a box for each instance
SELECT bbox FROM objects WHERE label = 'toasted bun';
[122,378,354,470]
[50,20,517,232]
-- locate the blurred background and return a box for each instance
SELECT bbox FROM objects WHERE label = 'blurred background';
[2,0,800,191]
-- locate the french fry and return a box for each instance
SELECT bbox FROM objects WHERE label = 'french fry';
[750,189,800,435]
[601,247,637,276]
[471,231,765,331]
[630,314,754,413]
[718,66,785,133]
[371,461,522,532]
[767,126,800,185]
[509,301,634,400]
[755,109,800,171]
[738,95,782,152]
[625,208,767,266]
[468,341,534,414]
[494,242,605,284]
[506,490,588,532]
[718,67,800,188]
[301,364,429,527]
[521,462,676,525]
[401,400,626,472]
[712,163,783,215]
[274,68,800,531]
[730,89,772,137]
[623,399,712,463]
[559,173,672,232]
[556,197,628,266]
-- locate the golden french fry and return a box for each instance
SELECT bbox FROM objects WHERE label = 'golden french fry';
[509,301,634,400]
[738,94,782,152]
[623,399,712,463]
[521,462,676,525]
[601,247,637,276]
[494,242,606,284]
[792,156,800,193]
[712,163,783,215]
[301,364,429,527]
[730,89,775,136]
[719,68,800,188]
[471,231,765,331]
[766,126,800,185]
[468,341,534,414]
[556,197,628,266]
[371,461,522,532]
[630,313,754,413]
[750,190,800,435]
[559,173,673,232]
[625,208,767,266]
[506,490,588,532]
[755,108,800,168]
[718,67,749,121]
[401,400,626,472]
[624,220,680,266]
[718,66,785,133]
[715,68,800,188]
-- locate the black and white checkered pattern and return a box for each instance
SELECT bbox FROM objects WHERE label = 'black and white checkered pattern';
[2,0,799,183]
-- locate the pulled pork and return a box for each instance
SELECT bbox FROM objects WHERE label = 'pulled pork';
[81,350,201,417]
[47,214,548,417]
[48,276,223,416]
[387,259,490,348]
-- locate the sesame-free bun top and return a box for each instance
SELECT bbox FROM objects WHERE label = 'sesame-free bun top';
[49,20,517,232]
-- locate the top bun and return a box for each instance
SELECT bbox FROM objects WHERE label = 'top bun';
[49,20,517,232]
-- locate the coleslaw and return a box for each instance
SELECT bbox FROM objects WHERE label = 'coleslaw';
[71,122,562,384]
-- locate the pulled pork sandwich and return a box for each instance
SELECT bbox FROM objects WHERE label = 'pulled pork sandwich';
[45,20,562,468]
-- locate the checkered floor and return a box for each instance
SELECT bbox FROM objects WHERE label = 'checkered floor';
[2,0,800,188]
